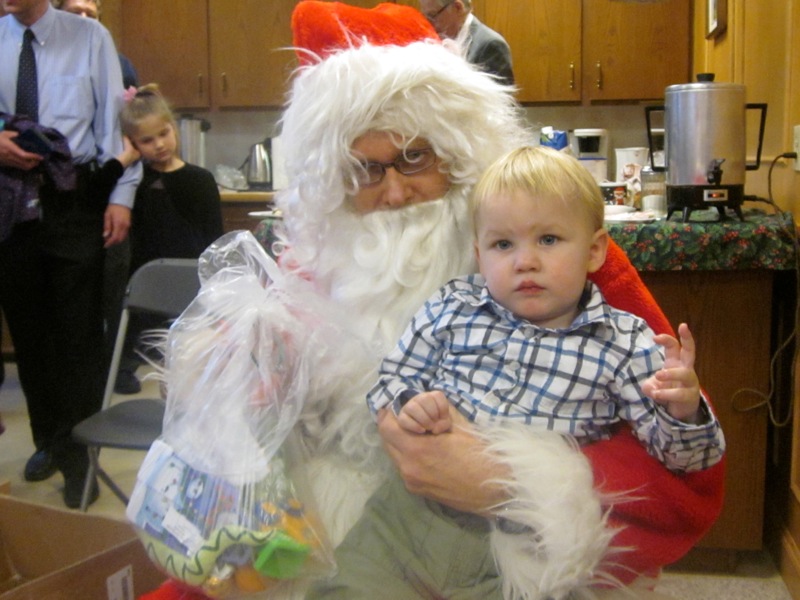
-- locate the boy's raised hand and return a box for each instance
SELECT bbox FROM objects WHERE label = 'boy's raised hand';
[642,323,703,423]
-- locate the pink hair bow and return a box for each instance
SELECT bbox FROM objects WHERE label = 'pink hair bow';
[122,86,138,104]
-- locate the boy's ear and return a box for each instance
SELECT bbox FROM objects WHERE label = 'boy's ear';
[587,229,609,274]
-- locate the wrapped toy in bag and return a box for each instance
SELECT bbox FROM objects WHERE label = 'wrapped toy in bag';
[127,231,343,598]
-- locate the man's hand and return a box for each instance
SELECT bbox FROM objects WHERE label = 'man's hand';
[0,130,43,171]
[642,322,702,422]
[397,390,452,434]
[377,404,511,516]
[103,204,131,247]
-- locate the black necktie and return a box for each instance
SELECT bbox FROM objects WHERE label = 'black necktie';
[16,28,38,122]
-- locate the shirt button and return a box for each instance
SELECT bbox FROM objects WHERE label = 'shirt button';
[506,360,520,370]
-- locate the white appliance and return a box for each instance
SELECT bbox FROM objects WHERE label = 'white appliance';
[571,128,609,183]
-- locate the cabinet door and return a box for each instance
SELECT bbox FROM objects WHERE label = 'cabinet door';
[482,1,581,103]
[208,0,383,108]
[641,270,770,550]
[121,0,210,109]
[208,0,296,108]
[582,0,690,102]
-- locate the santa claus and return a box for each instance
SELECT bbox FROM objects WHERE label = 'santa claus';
[143,2,724,599]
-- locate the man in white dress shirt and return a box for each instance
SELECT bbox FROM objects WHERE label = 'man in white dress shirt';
[0,0,141,508]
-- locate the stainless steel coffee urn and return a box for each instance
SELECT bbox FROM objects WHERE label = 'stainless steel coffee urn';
[645,74,767,221]
[178,115,210,168]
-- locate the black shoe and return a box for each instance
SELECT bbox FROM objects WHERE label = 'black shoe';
[114,368,141,395]
[24,449,57,482]
[63,473,99,510]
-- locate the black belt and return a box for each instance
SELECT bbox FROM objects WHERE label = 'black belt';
[74,160,99,178]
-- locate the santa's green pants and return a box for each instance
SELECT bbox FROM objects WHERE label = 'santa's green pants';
[306,472,502,599]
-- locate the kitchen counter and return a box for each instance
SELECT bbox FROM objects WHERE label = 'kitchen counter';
[605,209,796,271]
[218,189,275,233]
[219,189,275,203]
[608,208,798,556]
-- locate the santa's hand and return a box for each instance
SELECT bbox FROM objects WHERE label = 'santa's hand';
[397,390,452,434]
[642,323,702,423]
[377,405,510,515]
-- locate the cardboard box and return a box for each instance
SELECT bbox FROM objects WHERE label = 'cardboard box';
[0,495,166,600]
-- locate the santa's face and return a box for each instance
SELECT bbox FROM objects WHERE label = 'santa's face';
[350,131,451,214]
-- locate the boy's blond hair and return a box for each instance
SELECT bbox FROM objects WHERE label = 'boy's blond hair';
[471,146,605,234]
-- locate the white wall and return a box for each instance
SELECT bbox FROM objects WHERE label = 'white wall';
[192,104,654,185]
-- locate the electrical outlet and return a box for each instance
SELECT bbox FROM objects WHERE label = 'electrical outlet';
[795,125,800,171]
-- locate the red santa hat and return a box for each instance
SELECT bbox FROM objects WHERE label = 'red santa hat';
[291,1,440,64]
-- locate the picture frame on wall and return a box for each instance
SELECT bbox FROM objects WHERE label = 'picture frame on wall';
[706,0,727,39]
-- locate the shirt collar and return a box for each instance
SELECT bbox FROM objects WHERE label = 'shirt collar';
[9,3,55,46]
[463,275,616,334]
[28,4,56,47]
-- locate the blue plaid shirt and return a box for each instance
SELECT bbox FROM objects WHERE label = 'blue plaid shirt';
[367,275,725,473]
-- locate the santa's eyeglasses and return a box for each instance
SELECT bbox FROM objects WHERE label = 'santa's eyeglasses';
[355,148,437,186]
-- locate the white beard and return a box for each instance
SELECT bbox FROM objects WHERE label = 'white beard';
[310,187,476,354]
[289,188,477,548]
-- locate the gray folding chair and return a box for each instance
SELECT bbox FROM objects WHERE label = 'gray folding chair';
[72,258,201,511]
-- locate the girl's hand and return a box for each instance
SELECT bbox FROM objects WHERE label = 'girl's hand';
[117,136,140,168]
[642,322,703,423]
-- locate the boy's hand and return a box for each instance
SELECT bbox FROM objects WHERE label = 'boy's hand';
[398,390,452,434]
[642,323,703,423]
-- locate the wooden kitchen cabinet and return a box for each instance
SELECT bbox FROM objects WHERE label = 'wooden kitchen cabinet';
[121,0,295,109]
[479,1,582,103]
[207,0,295,108]
[119,0,384,110]
[479,0,690,104]
[581,0,690,102]
[121,1,211,109]
[641,270,770,551]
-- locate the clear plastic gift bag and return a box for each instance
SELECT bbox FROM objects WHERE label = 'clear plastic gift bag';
[126,231,339,598]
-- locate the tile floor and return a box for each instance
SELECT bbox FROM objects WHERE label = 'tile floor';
[0,361,795,599]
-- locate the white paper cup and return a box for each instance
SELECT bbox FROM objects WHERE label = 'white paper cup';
[642,194,667,218]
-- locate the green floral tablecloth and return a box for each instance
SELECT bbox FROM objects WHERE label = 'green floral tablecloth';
[255,209,797,272]
[605,209,797,272]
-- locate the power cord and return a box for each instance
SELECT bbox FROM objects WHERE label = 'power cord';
[731,151,799,427]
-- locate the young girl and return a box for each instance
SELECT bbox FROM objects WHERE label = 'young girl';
[120,84,223,275]
[116,84,224,390]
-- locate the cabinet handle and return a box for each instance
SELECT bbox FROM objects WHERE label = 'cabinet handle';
[569,62,575,90]
[197,74,203,97]
[221,72,228,95]
[596,62,603,90]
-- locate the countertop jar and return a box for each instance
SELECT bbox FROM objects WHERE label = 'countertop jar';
[640,166,667,217]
